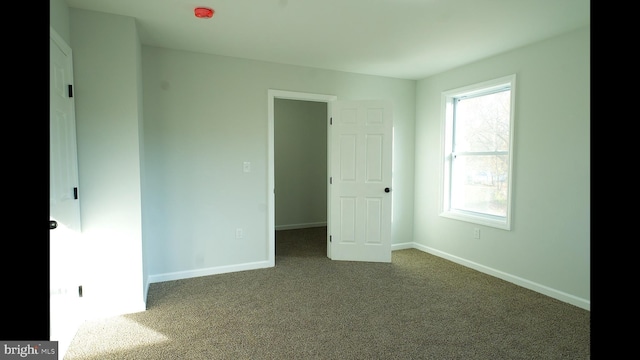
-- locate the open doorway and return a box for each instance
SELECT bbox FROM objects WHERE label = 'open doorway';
[267,90,337,265]
[274,98,327,259]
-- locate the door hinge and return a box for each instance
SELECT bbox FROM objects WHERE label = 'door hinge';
[330,117,332,125]
[73,187,78,199]
[330,235,332,242]
[68,84,73,98]
[329,177,332,184]
[78,285,83,298]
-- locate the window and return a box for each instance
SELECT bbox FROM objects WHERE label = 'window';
[440,75,515,230]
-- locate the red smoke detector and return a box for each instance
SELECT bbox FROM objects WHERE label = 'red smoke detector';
[194,7,214,18]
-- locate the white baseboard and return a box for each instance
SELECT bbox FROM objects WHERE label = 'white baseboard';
[394,242,590,311]
[275,222,327,231]
[391,242,414,251]
[148,260,273,284]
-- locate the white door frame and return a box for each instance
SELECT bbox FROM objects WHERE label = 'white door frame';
[267,89,337,265]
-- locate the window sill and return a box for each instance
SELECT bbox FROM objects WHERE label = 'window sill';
[439,210,510,231]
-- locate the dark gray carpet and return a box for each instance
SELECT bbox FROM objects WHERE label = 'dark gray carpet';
[64,226,590,359]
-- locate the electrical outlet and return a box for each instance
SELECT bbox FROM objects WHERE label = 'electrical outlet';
[235,228,243,239]
[473,228,480,239]
[243,161,251,173]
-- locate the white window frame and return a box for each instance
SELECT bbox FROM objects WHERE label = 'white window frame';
[439,74,516,230]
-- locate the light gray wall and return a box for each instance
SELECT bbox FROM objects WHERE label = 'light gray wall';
[274,99,327,230]
[69,8,146,317]
[413,26,590,309]
[142,46,416,279]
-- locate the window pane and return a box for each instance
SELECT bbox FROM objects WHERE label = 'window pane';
[454,91,510,153]
[441,74,515,229]
[451,154,508,217]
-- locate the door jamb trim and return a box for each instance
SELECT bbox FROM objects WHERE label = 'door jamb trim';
[267,89,337,266]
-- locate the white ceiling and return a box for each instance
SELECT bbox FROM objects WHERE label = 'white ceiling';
[64,0,590,80]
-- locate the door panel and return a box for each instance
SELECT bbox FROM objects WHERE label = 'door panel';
[50,37,81,234]
[50,28,84,358]
[329,100,392,262]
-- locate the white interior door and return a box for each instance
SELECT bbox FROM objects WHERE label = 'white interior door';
[329,100,393,262]
[50,27,85,357]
